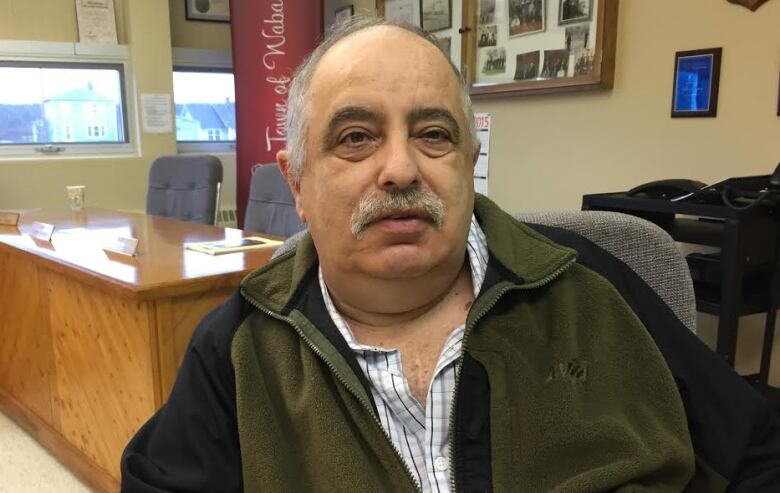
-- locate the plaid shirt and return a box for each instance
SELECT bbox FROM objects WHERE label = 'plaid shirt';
[319,215,489,492]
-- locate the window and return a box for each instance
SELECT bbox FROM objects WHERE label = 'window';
[0,40,131,156]
[0,62,128,150]
[173,69,235,146]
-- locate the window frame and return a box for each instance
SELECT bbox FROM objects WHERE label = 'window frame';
[0,40,134,158]
[172,48,235,154]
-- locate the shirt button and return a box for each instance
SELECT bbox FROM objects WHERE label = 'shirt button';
[434,456,448,471]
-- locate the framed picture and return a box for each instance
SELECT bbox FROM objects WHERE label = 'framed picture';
[777,69,780,117]
[421,0,452,32]
[463,0,619,97]
[671,47,722,118]
[508,0,545,37]
[478,25,498,47]
[185,0,230,22]
[378,0,418,25]
[559,0,593,25]
[479,0,496,24]
[514,51,540,80]
[434,36,452,58]
[334,4,354,25]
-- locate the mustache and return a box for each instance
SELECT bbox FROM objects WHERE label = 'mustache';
[350,188,445,239]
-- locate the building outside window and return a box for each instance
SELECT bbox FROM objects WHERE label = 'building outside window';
[0,63,127,148]
[173,69,235,147]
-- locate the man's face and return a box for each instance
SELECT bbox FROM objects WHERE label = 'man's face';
[281,27,477,281]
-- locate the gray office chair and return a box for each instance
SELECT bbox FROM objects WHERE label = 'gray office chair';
[516,210,697,333]
[146,154,222,225]
[244,163,305,236]
[271,210,697,333]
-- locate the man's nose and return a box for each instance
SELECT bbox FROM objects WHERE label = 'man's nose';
[377,131,420,191]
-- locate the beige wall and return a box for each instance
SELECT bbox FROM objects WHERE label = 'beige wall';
[0,0,126,43]
[169,0,231,49]
[473,0,780,384]
[478,0,780,213]
[0,0,238,212]
[0,0,174,211]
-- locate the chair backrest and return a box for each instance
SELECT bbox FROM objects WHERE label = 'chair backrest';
[146,154,223,225]
[516,210,697,333]
[271,210,697,333]
[244,163,305,237]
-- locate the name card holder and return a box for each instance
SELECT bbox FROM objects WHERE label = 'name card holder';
[103,236,139,257]
[30,222,55,242]
[0,211,20,226]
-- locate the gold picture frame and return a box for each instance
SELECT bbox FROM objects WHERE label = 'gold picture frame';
[463,0,619,98]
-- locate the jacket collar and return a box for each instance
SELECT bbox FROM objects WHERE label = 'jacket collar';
[240,194,577,314]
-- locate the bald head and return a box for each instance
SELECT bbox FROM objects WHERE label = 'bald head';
[283,17,477,183]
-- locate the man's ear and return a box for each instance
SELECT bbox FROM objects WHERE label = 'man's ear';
[276,150,306,224]
[470,140,481,171]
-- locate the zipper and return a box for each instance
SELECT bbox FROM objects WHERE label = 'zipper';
[447,256,576,492]
[240,289,424,493]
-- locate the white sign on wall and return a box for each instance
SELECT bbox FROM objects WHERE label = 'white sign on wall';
[141,94,173,134]
[75,0,118,44]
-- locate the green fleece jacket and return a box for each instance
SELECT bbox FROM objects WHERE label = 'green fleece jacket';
[229,195,695,492]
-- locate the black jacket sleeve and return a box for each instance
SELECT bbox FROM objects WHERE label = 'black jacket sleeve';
[120,291,248,493]
[528,223,780,491]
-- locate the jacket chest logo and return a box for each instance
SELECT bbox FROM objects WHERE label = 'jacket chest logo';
[545,359,589,384]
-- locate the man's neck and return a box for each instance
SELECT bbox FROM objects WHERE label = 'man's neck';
[324,259,471,329]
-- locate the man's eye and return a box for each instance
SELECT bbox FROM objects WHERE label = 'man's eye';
[421,128,450,142]
[340,131,372,146]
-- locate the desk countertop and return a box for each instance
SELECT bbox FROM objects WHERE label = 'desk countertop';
[0,208,279,300]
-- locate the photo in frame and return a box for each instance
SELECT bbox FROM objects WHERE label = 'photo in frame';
[514,51,540,80]
[479,0,496,24]
[671,48,722,118]
[478,25,498,47]
[541,49,570,79]
[421,0,452,32]
[566,24,592,76]
[185,0,230,22]
[434,36,452,58]
[334,4,354,25]
[380,0,417,25]
[559,0,593,25]
[507,0,545,37]
[482,47,507,74]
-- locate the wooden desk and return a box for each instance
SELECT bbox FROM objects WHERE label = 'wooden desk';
[0,208,278,492]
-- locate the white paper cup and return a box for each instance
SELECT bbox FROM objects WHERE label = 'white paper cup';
[66,185,86,212]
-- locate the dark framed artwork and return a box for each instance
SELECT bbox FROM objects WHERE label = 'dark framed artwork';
[671,47,722,118]
[559,0,593,26]
[185,0,230,22]
[421,0,452,32]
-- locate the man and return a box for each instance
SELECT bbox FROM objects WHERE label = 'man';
[122,18,780,492]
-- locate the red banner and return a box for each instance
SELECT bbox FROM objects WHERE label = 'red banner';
[230,0,323,227]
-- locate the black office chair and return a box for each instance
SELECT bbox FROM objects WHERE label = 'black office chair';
[244,163,305,236]
[146,155,222,225]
